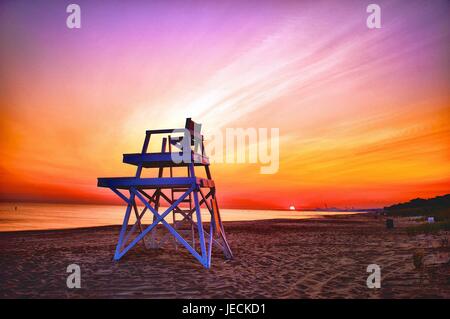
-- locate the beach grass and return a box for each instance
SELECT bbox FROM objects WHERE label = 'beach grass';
[406,220,450,235]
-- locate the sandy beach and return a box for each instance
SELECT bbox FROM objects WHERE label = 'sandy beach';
[0,213,448,299]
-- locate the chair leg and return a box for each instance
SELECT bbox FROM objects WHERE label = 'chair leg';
[114,192,134,260]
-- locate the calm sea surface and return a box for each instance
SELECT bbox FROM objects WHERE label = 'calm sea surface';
[0,202,363,232]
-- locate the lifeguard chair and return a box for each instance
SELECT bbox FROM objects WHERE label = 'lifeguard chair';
[97,118,233,268]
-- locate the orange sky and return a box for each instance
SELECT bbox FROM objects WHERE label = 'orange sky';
[0,0,449,209]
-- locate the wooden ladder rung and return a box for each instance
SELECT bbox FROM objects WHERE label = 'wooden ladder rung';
[174,210,192,216]
[172,188,189,192]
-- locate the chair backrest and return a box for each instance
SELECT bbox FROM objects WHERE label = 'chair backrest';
[169,118,204,155]
[185,118,202,145]
[185,118,203,154]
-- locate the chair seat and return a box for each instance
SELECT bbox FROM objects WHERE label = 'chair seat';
[123,152,209,168]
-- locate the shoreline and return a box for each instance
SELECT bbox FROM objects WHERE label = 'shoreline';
[0,213,366,234]
[0,214,448,298]
[0,201,366,232]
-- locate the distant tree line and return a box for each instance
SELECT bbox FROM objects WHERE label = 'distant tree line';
[384,194,450,218]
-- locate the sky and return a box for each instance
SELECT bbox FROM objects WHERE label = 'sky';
[0,0,449,209]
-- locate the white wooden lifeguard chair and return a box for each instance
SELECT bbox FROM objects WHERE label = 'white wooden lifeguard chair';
[97,118,233,268]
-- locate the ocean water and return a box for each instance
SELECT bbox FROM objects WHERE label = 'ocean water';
[0,202,362,232]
